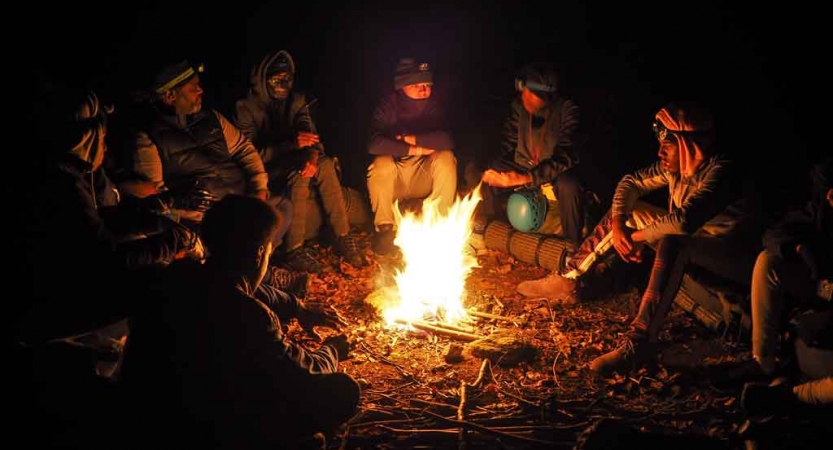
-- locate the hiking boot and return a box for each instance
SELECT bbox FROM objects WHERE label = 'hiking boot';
[269,266,311,298]
[335,233,368,267]
[516,273,577,300]
[589,334,647,377]
[741,379,797,417]
[285,246,328,273]
[708,358,773,392]
[372,224,398,256]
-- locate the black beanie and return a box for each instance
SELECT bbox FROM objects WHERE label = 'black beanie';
[393,57,432,90]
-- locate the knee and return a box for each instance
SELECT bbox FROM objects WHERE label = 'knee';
[654,235,686,256]
[367,155,396,179]
[753,248,780,282]
[431,150,457,172]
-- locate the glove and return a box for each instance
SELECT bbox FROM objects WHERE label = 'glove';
[163,180,219,213]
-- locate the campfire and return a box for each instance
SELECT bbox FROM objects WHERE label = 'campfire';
[372,184,483,329]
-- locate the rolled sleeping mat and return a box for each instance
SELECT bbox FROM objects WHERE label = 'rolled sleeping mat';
[484,220,513,254]
[484,219,569,272]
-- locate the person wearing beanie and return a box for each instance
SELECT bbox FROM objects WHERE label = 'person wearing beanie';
[710,157,833,391]
[235,49,368,273]
[367,57,457,255]
[120,59,270,228]
[471,62,587,248]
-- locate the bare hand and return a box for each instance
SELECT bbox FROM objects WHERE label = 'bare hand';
[296,301,349,338]
[322,334,353,360]
[296,131,320,149]
[299,161,317,178]
[481,169,528,188]
[612,218,636,262]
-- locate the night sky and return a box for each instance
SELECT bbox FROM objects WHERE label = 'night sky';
[27,0,824,203]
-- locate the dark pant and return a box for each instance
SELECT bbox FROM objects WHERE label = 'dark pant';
[270,155,350,251]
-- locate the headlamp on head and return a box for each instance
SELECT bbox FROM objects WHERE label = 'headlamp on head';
[155,62,205,94]
[652,120,699,142]
[652,120,676,142]
[514,76,557,93]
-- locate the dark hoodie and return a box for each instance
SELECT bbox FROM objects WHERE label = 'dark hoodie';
[234,50,321,178]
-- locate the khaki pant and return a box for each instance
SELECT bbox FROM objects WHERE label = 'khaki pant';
[366,151,457,230]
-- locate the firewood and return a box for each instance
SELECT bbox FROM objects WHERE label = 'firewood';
[395,319,481,341]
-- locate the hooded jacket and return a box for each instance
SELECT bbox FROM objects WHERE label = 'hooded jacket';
[235,50,322,175]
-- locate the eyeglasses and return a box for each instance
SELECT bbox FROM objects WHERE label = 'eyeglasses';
[267,74,293,88]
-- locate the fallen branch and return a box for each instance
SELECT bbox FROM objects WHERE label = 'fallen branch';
[409,398,459,410]
[358,342,414,379]
[467,308,521,324]
[351,418,430,428]
[470,359,492,388]
[421,410,561,446]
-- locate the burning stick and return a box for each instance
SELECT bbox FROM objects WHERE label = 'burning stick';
[467,308,520,325]
[395,319,481,342]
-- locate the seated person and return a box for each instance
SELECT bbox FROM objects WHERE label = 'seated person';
[711,157,832,391]
[235,49,366,272]
[474,61,586,247]
[366,57,457,255]
[517,101,757,377]
[120,195,360,447]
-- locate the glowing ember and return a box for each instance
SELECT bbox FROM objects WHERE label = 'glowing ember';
[379,184,482,326]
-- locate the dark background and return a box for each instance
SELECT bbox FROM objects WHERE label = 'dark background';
[26,0,825,208]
